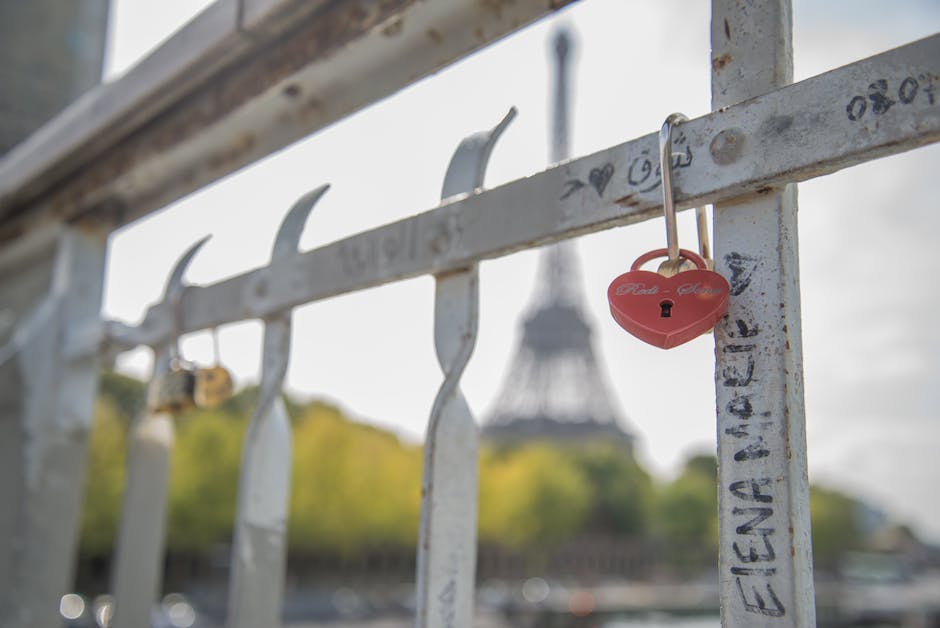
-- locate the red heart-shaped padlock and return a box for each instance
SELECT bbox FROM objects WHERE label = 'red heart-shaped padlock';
[608,248,729,349]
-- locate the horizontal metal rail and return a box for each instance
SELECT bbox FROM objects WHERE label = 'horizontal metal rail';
[0,0,574,243]
[99,33,940,352]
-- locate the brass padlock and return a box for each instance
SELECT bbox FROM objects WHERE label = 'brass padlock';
[149,360,197,414]
[194,365,233,408]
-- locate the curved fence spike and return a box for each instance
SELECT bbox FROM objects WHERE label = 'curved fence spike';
[226,185,328,628]
[416,109,515,628]
[112,237,208,628]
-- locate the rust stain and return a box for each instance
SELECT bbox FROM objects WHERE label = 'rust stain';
[207,132,258,172]
[712,53,733,71]
[614,194,640,208]
[479,0,512,20]
[426,28,443,45]
[303,96,324,113]
[1,0,418,238]
[381,16,404,36]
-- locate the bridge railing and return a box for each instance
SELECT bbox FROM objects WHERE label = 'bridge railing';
[1,1,938,626]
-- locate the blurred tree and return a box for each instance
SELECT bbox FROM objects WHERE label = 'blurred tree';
[98,369,146,421]
[219,384,304,421]
[563,441,653,536]
[289,402,422,555]
[79,372,883,581]
[653,452,718,572]
[166,408,244,549]
[810,484,863,570]
[479,444,592,549]
[79,397,128,556]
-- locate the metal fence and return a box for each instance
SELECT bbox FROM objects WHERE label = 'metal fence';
[1,1,938,626]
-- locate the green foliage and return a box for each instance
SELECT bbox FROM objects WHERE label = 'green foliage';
[79,372,881,574]
[562,441,653,536]
[479,444,592,549]
[810,485,863,568]
[98,370,146,421]
[289,403,422,554]
[79,398,128,556]
[218,385,304,421]
[653,453,718,549]
[166,409,244,550]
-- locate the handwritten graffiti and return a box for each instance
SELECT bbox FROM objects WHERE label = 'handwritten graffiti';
[846,74,937,121]
[719,251,787,618]
[561,162,615,200]
[589,163,614,196]
[560,132,694,200]
[724,252,759,297]
[437,578,456,628]
[627,138,693,193]
[736,578,785,617]
[338,219,428,277]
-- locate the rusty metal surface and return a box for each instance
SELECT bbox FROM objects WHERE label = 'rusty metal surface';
[711,1,815,625]
[91,32,940,353]
[0,0,574,244]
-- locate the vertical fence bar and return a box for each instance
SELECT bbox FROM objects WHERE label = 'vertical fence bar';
[416,109,515,628]
[112,238,208,628]
[710,0,815,625]
[112,405,174,627]
[0,222,108,627]
[227,185,328,628]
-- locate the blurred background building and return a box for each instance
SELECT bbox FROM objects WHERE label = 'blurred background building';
[483,30,634,450]
[0,0,110,154]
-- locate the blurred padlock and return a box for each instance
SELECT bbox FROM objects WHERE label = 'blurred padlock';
[194,365,233,408]
[149,360,197,414]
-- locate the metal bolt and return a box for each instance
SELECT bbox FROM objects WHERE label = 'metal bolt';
[710,127,746,165]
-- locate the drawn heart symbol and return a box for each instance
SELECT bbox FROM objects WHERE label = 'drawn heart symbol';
[588,163,614,196]
[607,248,730,349]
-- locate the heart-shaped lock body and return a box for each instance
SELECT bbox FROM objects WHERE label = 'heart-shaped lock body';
[608,248,729,349]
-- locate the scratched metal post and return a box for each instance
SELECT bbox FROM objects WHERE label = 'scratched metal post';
[711,1,815,625]
[226,185,328,628]
[415,109,515,628]
[112,238,209,628]
[92,33,940,350]
[0,224,108,628]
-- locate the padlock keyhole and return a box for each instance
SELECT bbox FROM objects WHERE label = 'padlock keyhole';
[660,300,673,318]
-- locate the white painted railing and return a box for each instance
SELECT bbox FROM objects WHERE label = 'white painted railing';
[1,1,939,626]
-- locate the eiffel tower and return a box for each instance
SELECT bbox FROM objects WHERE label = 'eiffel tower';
[482,29,633,448]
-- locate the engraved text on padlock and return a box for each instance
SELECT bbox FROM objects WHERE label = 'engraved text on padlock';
[608,248,729,349]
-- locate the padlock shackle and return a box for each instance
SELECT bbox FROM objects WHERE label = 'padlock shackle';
[630,248,707,272]
[660,113,688,265]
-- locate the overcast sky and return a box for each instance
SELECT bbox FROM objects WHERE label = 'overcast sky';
[103,1,940,542]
